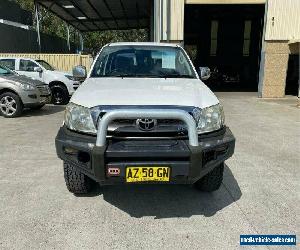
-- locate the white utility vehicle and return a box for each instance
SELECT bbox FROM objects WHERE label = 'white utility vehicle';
[55,42,235,194]
[0,57,81,105]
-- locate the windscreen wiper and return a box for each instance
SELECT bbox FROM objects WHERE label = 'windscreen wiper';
[106,73,137,78]
[161,74,195,79]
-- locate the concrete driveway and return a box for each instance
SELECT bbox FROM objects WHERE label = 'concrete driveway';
[0,93,299,249]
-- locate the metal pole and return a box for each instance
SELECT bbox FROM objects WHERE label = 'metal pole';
[79,33,84,51]
[35,2,41,53]
[153,0,161,42]
[66,23,70,51]
[167,0,170,42]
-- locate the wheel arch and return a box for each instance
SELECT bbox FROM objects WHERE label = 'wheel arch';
[0,88,21,98]
[48,81,68,89]
[0,88,24,117]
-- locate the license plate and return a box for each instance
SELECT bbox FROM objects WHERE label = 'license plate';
[126,167,170,183]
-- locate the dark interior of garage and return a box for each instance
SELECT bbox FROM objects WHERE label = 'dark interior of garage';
[285,55,299,96]
[184,4,265,91]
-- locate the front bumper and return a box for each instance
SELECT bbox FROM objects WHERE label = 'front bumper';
[55,126,235,185]
[67,80,82,95]
[21,86,51,107]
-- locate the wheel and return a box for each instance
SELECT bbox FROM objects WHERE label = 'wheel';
[63,162,93,194]
[194,163,224,192]
[0,92,23,118]
[31,104,45,110]
[50,85,69,105]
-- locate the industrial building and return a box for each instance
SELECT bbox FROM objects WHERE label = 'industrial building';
[34,0,300,97]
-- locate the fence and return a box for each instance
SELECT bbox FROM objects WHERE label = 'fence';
[0,53,93,73]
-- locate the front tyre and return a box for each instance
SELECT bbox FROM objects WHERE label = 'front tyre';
[50,85,69,105]
[63,162,93,194]
[194,163,224,192]
[0,92,23,118]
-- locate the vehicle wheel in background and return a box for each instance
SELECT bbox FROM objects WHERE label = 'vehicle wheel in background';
[63,162,94,194]
[50,85,69,105]
[0,92,23,118]
[194,163,224,192]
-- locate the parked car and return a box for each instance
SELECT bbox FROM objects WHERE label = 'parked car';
[0,57,81,105]
[0,64,51,118]
[55,42,235,194]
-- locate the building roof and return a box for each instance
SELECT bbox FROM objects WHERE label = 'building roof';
[35,0,151,32]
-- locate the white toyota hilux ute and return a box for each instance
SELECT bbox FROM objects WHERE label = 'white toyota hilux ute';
[0,57,81,105]
[55,42,235,194]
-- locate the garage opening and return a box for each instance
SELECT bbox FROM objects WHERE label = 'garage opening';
[285,54,299,96]
[184,4,265,91]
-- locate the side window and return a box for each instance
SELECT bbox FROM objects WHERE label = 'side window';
[19,60,38,72]
[0,59,15,70]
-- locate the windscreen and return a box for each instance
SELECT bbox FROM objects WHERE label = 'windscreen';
[0,64,14,75]
[91,46,197,79]
[36,60,54,71]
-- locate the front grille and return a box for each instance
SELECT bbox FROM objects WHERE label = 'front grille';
[91,107,196,138]
[104,118,187,138]
[112,119,183,125]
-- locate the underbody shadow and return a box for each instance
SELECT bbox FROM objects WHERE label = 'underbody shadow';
[84,164,242,218]
[23,104,65,117]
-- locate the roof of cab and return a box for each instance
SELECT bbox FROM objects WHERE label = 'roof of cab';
[107,42,180,47]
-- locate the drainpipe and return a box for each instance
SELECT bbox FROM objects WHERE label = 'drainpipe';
[154,0,161,42]
[258,0,268,98]
[167,0,171,42]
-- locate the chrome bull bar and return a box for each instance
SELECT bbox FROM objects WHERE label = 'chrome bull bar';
[95,109,199,147]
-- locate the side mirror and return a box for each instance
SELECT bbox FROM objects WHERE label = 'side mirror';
[199,67,211,81]
[73,65,87,79]
[34,67,43,73]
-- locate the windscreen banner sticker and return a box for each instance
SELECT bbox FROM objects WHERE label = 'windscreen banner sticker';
[162,51,176,69]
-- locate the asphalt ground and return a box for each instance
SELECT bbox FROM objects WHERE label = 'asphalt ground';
[0,92,299,249]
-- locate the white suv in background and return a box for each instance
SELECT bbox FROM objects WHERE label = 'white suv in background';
[0,57,81,105]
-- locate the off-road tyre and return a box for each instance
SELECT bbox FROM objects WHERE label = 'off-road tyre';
[63,162,93,194]
[194,163,224,192]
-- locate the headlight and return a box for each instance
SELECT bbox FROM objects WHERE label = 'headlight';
[20,83,35,91]
[64,103,97,134]
[194,104,225,134]
[65,75,76,81]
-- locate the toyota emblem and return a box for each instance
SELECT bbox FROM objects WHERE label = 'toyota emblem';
[136,118,157,131]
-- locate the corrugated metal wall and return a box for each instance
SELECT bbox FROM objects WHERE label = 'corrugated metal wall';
[265,0,300,40]
[0,54,93,72]
[170,0,185,41]
[157,0,185,42]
